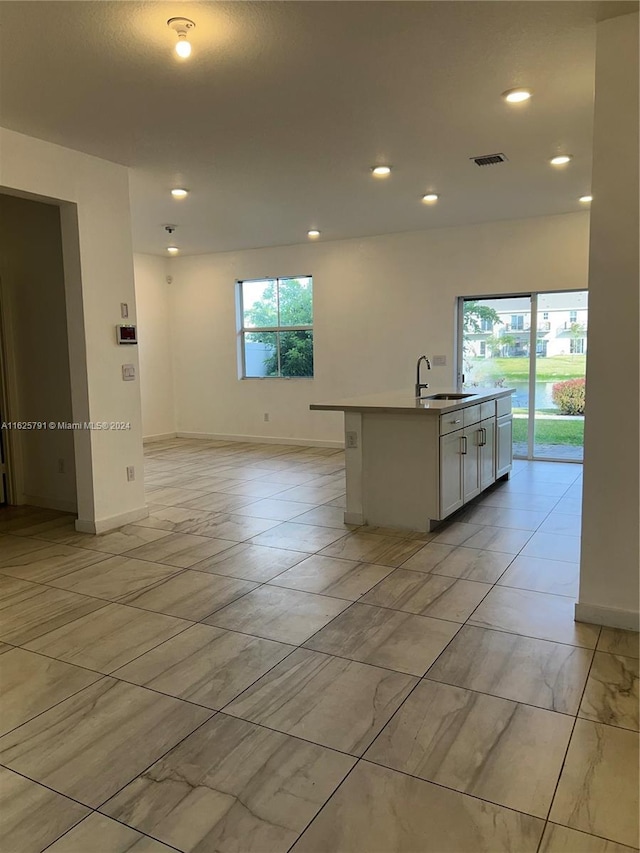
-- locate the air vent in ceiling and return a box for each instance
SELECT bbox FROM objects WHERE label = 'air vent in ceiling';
[471,153,509,167]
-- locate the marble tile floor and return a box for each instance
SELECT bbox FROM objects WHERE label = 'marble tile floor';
[0,438,638,853]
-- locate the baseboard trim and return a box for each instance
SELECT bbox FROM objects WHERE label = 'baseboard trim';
[75,505,150,535]
[176,431,344,449]
[22,494,77,514]
[575,602,640,632]
[143,432,177,443]
[344,511,364,525]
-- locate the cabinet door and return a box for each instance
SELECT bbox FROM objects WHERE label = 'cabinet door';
[479,417,496,490]
[496,415,513,478]
[462,426,481,503]
[439,431,464,518]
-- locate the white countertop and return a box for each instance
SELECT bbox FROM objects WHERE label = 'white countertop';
[310,387,515,415]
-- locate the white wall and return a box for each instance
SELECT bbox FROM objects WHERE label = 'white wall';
[577,13,639,631]
[168,212,589,444]
[133,254,176,440]
[0,128,147,532]
[0,194,76,510]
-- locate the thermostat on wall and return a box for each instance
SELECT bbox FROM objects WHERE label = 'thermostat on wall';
[116,324,138,345]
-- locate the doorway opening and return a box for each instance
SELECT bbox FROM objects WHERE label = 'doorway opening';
[457,291,588,462]
[0,192,78,512]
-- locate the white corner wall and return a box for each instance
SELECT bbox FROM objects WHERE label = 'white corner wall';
[168,212,589,444]
[133,254,176,440]
[0,128,147,532]
[577,13,639,631]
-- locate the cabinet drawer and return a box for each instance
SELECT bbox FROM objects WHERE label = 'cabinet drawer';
[463,404,482,427]
[481,401,496,420]
[440,413,464,435]
[497,395,513,417]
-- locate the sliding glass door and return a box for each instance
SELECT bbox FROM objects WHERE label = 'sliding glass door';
[533,291,587,460]
[459,296,532,457]
[458,291,588,462]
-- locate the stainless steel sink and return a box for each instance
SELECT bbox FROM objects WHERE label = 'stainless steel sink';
[424,393,475,400]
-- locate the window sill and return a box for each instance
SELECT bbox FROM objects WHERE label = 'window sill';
[240,376,314,381]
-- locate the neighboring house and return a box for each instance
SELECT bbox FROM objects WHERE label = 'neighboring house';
[466,293,588,359]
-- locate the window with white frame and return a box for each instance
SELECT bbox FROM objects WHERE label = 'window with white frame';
[238,276,313,378]
[570,337,585,354]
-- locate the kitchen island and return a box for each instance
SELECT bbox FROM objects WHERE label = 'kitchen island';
[311,388,514,533]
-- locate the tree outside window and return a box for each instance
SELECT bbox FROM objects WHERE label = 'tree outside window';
[239,277,313,378]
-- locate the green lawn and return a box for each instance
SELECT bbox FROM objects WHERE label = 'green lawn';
[468,355,586,382]
[513,417,585,446]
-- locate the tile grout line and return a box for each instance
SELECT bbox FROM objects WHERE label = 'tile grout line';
[40,809,186,853]
[6,443,627,853]
[2,505,598,706]
[534,623,602,853]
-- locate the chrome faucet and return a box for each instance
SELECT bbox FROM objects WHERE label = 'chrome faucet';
[415,355,432,398]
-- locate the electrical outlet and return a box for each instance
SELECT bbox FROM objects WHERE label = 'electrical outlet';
[432,355,447,366]
[57,458,65,474]
[126,466,135,482]
[346,431,358,449]
[263,413,270,422]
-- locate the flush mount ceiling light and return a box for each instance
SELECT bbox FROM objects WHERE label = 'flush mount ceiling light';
[421,193,439,204]
[307,230,321,238]
[371,165,392,177]
[168,17,195,58]
[502,88,532,103]
[579,195,593,203]
[550,154,573,166]
[171,188,189,199]
[167,246,179,254]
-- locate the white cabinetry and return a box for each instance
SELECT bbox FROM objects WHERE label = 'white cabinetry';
[495,395,513,480]
[479,417,497,490]
[438,402,504,520]
[439,431,464,517]
[347,391,513,534]
[462,425,481,503]
[496,415,513,478]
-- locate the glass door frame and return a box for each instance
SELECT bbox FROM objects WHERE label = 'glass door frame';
[456,289,586,463]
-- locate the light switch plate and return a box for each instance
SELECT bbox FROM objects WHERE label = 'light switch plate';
[122,364,136,381]
[432,355,447,366]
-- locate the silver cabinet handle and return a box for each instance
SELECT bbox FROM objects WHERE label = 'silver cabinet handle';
[451,418,461,424]
[461,435,467,455]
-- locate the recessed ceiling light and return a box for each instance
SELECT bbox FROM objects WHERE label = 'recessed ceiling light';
[371,166,392,177]
[171,188,189,199]
[550,155,573,166]
[307,230,321,238]
[579,195,593,203]
[168,17,195,59]
[422,193,439,204]
[167,246,179,254]
[502,88,532,103]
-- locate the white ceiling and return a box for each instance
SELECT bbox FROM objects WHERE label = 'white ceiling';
[0,1,637,256]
